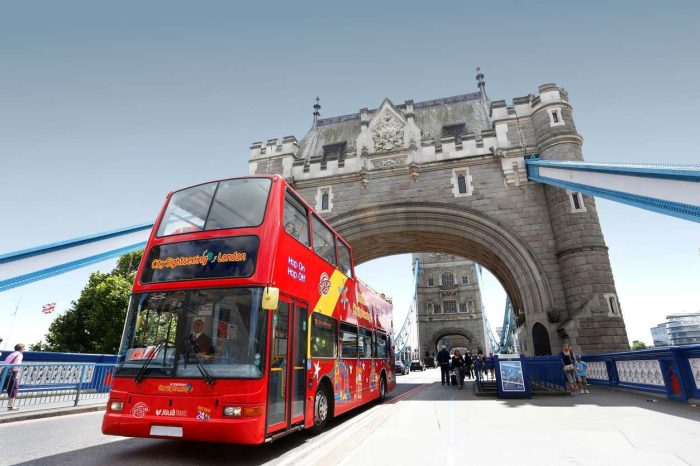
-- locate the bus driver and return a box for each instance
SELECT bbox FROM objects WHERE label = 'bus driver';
[189,318,213,356]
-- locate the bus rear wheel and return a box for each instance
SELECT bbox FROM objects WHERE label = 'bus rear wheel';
[311,386,331,434]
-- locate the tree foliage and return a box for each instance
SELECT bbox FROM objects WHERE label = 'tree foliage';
[40,251,143,354]
[631,340,648,350]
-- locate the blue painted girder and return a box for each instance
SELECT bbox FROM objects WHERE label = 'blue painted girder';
[525,158,700,223]
[0,223,153,292]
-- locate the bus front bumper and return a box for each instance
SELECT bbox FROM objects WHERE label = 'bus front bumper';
[102,411,266,445]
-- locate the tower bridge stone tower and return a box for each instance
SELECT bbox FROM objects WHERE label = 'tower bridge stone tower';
[413,253,487,356]
[249,73,629,355]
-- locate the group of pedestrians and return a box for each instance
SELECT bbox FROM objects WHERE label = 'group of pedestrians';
[436,345,495,389]
[434,342,591,396]
[560,343,590,394]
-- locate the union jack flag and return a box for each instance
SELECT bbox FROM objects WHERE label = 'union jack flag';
[42,302,56,314]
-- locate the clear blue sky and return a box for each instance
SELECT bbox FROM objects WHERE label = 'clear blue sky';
[1,1,698,350]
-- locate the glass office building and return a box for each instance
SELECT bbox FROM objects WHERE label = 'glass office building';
[650,312,700,347]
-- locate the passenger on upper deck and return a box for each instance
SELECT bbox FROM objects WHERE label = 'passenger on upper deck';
[284,222,299,239]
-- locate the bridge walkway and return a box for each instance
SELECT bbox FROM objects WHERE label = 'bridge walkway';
[1,370,698,465]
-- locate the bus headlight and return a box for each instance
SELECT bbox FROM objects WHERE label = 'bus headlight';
[223,405,262,417]
[109,401,124,412]
[223,406,242,417]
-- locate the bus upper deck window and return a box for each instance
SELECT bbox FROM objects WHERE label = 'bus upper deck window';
[284,191,310,246]
[312,215,336,266]
[337,240,353,278]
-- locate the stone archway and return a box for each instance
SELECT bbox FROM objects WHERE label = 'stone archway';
[331,202,555,321]
[432,326,479,353]
[328,202,557,355]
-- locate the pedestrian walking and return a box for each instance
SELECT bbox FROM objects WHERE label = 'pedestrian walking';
[476,351,486,379]
[574,354,590,394]
[451,350,465,389]
[560,343,577,393]
[487,352,496,380]
[2,343,25,411]
[436,345,450,386]
[465,352,473,379]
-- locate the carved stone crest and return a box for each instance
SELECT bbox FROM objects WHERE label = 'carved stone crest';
[372,111,405,153]
[371,155,407,169]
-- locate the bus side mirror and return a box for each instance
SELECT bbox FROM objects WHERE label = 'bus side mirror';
[262,287,280,310]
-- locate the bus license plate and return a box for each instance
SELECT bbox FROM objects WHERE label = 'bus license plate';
[149,425,183,437]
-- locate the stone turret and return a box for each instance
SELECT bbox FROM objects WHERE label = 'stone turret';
[530,83,628,353]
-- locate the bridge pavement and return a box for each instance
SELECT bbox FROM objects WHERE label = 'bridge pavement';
[2,370,698,465]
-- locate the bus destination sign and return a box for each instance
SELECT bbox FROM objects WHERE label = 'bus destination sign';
[141,236,259,283]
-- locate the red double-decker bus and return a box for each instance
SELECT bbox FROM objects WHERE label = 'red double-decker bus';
[102,175,395,444]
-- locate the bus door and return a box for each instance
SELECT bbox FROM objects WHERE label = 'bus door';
[266,296,308,434]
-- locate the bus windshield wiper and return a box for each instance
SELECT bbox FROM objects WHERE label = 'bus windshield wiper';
[134,339,166,383]
[183,338,216,385]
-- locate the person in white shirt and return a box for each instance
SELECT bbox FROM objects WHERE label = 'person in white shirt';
[3,343,25,411]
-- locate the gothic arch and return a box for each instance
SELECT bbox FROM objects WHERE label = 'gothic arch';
[532,322,552,356]
[431,326,477,351]
[329,202,556,325]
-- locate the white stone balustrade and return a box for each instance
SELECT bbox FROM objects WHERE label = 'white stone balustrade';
[615,360,664,386]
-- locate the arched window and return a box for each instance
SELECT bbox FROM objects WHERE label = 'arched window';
[321,191,329,211]
[428,276,435,286]
[441,272,454,286]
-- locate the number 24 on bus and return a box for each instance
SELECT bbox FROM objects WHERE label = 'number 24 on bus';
[102,175,396,444]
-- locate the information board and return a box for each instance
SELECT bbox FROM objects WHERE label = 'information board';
[495,355,531,399]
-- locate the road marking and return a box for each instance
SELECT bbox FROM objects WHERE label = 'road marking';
[447,391,457,466]
[276,385,428,466]
[385,383,429,404]
[275,403,388,466]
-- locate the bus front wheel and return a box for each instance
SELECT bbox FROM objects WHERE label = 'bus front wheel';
[311,386,331,434]
[378,375,387,402]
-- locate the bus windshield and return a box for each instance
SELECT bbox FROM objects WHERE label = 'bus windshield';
[157,177,272,237]
[116,288,267,379]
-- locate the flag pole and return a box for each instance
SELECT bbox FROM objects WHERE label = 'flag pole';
[4,294,22,350]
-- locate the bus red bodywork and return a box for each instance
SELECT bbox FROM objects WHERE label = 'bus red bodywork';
[102,175,395,444]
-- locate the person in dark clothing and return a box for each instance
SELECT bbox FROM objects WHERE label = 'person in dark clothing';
[189,319,213,356]
[464,352,473,379]
[451,350,465,389]
[487,352,496,380]
[436,345,451,386]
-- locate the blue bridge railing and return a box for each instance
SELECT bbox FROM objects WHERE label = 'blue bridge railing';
[582,344,700,402]
[1,351,118,410]
[523,356,568,392]
[0,362,116,409]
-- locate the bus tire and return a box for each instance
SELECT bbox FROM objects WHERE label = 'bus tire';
[378,373,387,402]
[310,385,332,435]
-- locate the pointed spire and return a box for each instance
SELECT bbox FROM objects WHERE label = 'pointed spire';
[312,96,321,127]
[476,66,487,100]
